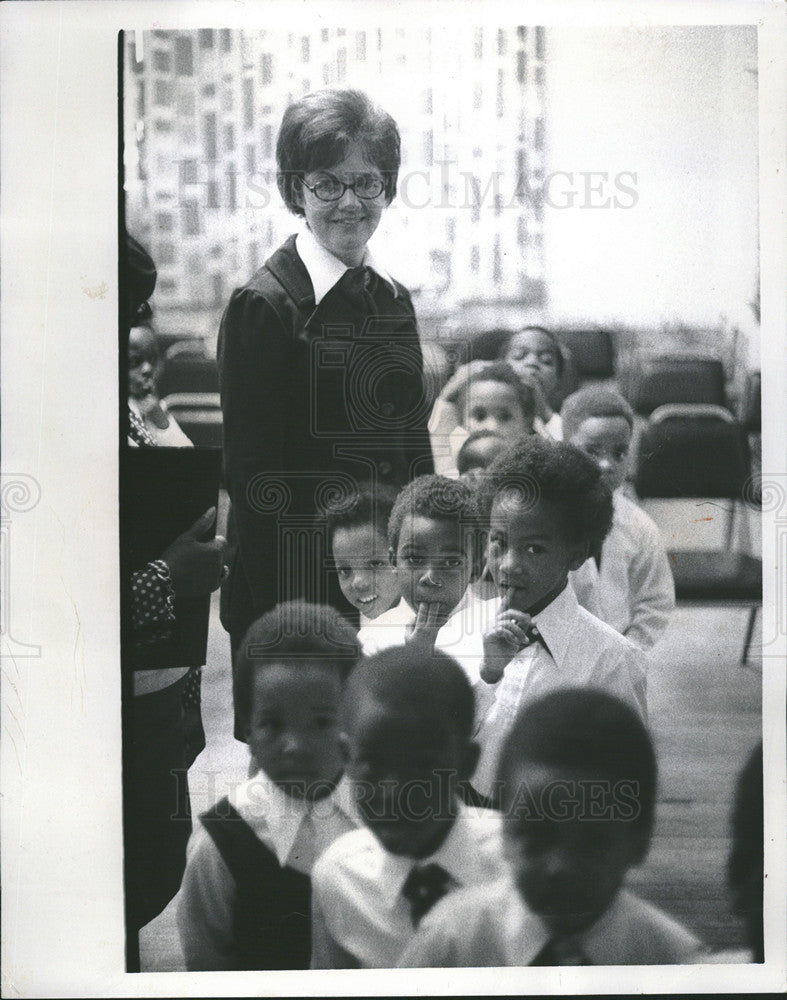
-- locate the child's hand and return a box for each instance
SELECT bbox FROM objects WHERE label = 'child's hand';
[519,373,554,424]
[404,602,446,652]
[162,507,228,598]
[439,360,494,406]
[480,605,533,683]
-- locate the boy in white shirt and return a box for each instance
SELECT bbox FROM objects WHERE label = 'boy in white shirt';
[358,474,490,683]
[311,646,506,967]
[176,602,360,969]
[563,386,675,650]
[472,436,648,799]
[400,688,704,966]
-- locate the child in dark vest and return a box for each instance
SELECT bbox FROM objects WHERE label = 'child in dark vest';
[176,602,361,970]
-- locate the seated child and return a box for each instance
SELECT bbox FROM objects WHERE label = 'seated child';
[457,430,510,484]
[176,602,361,970]
[128,324,192,447]
[358,474,489,682]
[323,481,403,626]
[471,435,648,798]
[430,360,535,477]
[399,688,705,966]
[562,386,675,650]
[499,325,567,441]
[310,646,506,968]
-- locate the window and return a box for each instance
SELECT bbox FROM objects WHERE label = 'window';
[243,77,254,128]
[424,87,432,114]
[497,29,506,56]
[249,242,259,272]
[534,117,544,150]
[245,143,256,174]
[158,278,177,294]
[180,159,198,184]
[203,112,217,159]
[224,123,235,151]
[137,80,145,118]
[517,51,526,85]
[203,84,216,97]
[156,241,175,265]
[181,199,200,235]
[155,212,174,232]
[423,130,433,166]
[261,124,273,158]
[445,217,455,242]
[474,27,483,59]
[321,29,329,42]
[471,245,480,272]
[493,236,502,284]
[517,26,527,42]
[356,31,366,61]
[174,36,193,76]
[473,82,482,111]
[199,29,214,49]
[221,28,232,51]
[496,69,504,117]
[207,181,219,209]
[154,119,173,133]
[337,48,346,82]
[535,26,545,60]
[153,79,173,106]
[260,53,273,85]
[212,274,224,304]
[226,166,237,211]
[153,49,171,72]
[301,37,310,62]
[222,88,233,113]
[177,89,195,115]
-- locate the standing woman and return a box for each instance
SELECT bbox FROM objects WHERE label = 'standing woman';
[218,89,434,737]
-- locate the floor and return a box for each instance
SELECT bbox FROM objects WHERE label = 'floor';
[139,499,763,971]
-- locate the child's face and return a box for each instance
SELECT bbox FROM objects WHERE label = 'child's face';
[486,490,587,614]
[128,326,158,400]
[345,689,469,858]
[392,516,475,624]
[249,661,345,800]
[503,761,640,935]
[332,523,400,620]
[504,329,561,398]
[464,380,532,440]
[569,416,631,494]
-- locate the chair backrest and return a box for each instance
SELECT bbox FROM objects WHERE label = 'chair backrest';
[163,393,222,449]
[635,404,751,500]
[627,354,726,415]
[157,342,219,397]
[556,329,616,379]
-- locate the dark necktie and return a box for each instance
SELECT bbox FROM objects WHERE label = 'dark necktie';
[338,264,378,301]
[401,863,453,925]
[530,935,592,966]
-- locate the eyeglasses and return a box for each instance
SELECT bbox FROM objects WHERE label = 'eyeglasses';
[301,173,386,202]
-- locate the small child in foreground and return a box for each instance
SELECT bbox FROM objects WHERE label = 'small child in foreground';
[311,646,506,968]
[399,688,705,966]
[176,602,361,970]
[563,385,675,650]
[471,435,648,798]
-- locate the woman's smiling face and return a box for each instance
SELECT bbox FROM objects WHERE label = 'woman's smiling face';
[295,140,389,266]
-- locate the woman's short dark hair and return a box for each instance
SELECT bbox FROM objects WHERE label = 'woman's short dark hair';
[276,88,401,216]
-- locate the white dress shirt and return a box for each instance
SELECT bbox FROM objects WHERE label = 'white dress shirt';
[177,771,358,970]
[570,490,675,651]
[310,802,505,968]
[473,584,648,797]
[399,876,705,967]
[358,591,495,686]
[295,226,396,305]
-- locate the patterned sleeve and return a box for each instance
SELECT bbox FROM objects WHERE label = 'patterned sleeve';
[131,560,176,642]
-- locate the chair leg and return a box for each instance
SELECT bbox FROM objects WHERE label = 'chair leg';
[740,605,759,666]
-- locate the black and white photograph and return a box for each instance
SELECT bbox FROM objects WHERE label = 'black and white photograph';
[2,2,786,996]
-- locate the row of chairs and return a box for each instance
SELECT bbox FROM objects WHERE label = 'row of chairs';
[154,338,762,665]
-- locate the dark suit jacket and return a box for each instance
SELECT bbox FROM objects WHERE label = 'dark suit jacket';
[218,234,434,640]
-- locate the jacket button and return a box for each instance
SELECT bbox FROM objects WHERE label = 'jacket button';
[381,402,395,417]
[379,461,393,476]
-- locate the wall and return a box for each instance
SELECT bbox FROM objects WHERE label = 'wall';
[541,26,758,358]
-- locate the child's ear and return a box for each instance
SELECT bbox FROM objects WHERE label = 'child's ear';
[459,740,482,784]
[337,731,352,765]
